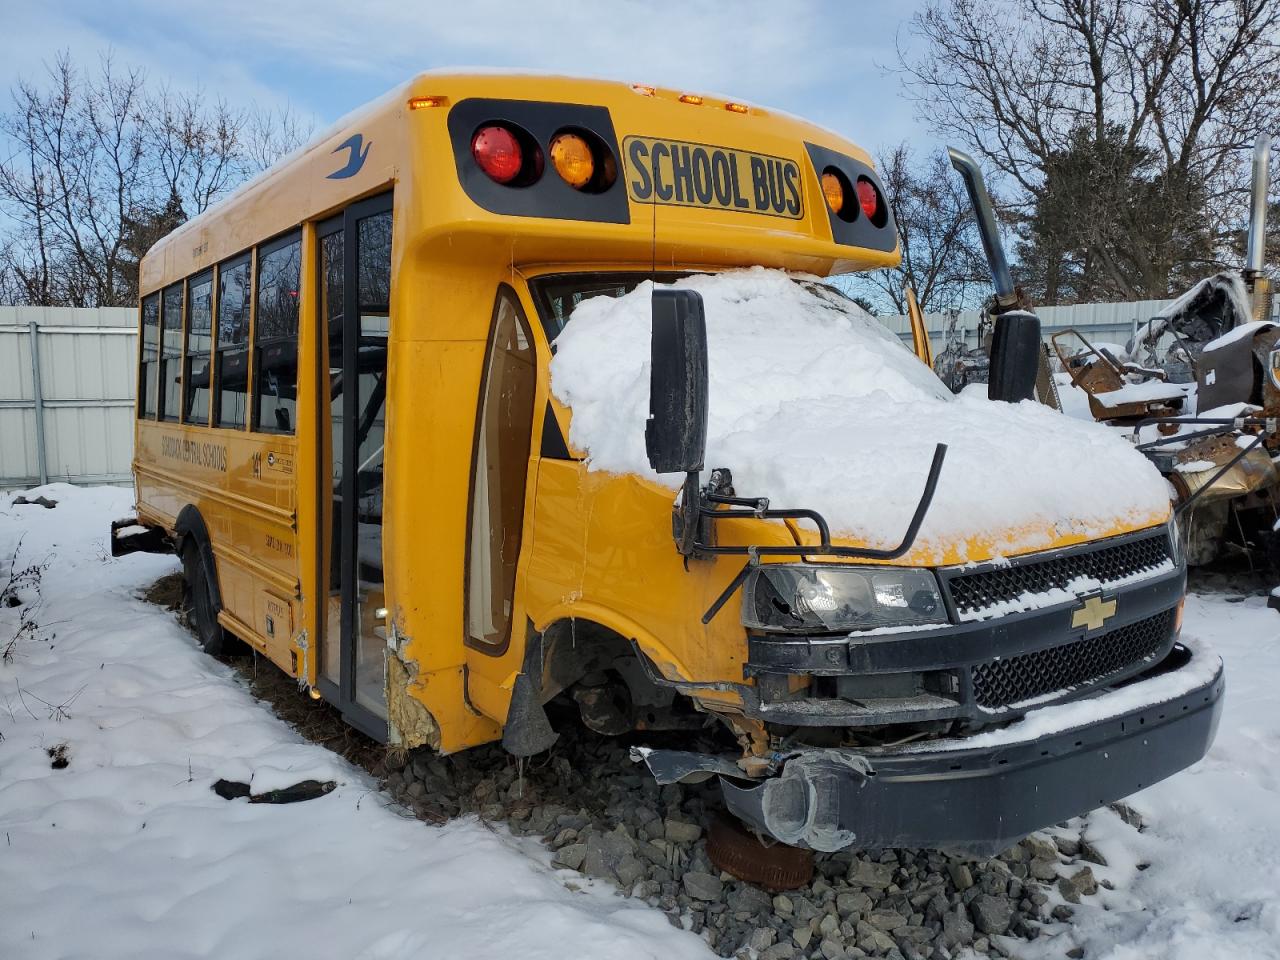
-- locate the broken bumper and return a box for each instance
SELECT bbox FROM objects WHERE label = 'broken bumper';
[719,640,1223,854]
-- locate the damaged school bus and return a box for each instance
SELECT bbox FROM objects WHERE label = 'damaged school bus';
[116,73,1223,854]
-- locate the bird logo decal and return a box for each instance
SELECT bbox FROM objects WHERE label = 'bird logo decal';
[327,134,371,180]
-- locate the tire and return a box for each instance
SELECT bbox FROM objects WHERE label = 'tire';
[182,542,227,655]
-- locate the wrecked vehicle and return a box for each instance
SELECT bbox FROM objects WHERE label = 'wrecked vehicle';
[1049,138,1280,569]
[115,74,1222,857]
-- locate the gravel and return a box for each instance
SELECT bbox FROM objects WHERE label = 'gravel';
[380,726,1112,957]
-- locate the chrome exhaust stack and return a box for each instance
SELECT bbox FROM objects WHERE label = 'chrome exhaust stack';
[1245,136,1273,321]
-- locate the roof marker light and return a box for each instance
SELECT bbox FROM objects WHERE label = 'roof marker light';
[678,93,704,105]
[724,102,749,114]
[408,96,446,110]
[631,83,657,96]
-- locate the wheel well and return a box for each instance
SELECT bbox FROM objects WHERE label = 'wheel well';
[174,505,222,613]
[539,618,675,712]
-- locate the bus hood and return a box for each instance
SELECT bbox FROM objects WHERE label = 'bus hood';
[549,268,1171,566]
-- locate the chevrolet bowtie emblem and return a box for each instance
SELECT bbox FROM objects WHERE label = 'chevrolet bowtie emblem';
[1072,595,1117,631]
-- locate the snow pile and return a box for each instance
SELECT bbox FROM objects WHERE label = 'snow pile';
[551,269,1171,560]
[0,486,708,960]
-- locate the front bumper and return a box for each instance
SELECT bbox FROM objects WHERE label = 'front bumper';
[719,640,1223,854]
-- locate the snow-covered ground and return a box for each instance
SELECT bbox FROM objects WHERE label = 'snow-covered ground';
[0,484,1276,959]
[0,486,707,960]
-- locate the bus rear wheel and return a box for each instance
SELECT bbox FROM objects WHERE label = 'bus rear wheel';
[182,543,227,656]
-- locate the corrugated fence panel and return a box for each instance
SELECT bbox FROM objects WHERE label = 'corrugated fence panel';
[0,305,136,490]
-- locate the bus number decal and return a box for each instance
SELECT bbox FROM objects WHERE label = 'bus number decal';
[624,137,802,219]
[160,436,228,473]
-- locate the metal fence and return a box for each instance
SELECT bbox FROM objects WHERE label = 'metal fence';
[880,297,1176,353]
[0,306,137,490]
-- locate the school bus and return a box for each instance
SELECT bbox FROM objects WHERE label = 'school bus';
[117,72,1222,853]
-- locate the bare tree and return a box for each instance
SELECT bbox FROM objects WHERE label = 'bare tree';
[848,144,987,315]
[242,104,314,175]
[903,0,1280,302]
[0,50,318,307]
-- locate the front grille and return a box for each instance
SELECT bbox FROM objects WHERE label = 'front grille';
[971,609,1175,709]
[947,533,1172,619]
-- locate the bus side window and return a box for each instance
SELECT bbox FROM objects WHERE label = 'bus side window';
[215,255,251,429]
[466,287,537,648]
[138,294,160,419]
[184,271,214,425]
[254,234,301,435]
[158,283,184,422]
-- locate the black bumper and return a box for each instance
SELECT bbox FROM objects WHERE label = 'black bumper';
[721,642,1223,854]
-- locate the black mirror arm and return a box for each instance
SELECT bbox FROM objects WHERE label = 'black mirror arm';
[698,443,947,623]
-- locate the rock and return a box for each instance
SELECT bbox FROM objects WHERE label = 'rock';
[947,863,974,891]
[856,921,897,955]
[1029,859,1059,882]
[683,871,724,902]
[727,884,773,916]
[749,927,777,951]
[1079,838,1109,867]
[838,891,874,917]
[552,843,587,871]
[1054,836,1081,858]
[1022,835,1058,862]
[849,860,896,890]
[1051,904,1074,922]
[820,938,846,959]
[894,925,933,945]
[761,944,795,960]
[867,909,907,932]
[664,818,703,844]
[969,895,1013,936]
[615,855,646,888]
[942,908,975,947]
[773,894,795,915]
[819,912,841,937]
[1057,877,1081,905]
[1109,801,1144,830]
[792,925,813,949]
[1068,866,1097,896]
[582,827,637,881]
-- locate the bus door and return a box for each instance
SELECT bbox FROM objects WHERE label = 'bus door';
[316,192,393,739]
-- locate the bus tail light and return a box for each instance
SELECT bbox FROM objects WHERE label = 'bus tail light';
[856,176,883,224]
[821,171,845,215]
[547,128,617,193]
[472,124,539,185]
[550,133,595,188]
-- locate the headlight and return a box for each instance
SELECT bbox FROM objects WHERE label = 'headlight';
[741,563,948,633]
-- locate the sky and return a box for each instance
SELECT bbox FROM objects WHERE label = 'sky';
[0,0,937,159]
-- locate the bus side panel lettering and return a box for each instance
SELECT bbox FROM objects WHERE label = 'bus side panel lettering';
[691,148,713,205]
[651,142,673,201]
[783,162,801,216]
[629,139,652,199]
[669,145,693,204]
[710,150,733,207]
[750,156,770,211]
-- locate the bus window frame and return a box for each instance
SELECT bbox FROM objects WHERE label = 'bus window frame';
[158,281,186,423]
[183,268,215,427]
[137,292,161,420]
[462,283,540,656]
[213,251,254,431]
[251,228,303,436]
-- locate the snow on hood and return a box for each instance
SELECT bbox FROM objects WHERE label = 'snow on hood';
[549,268,1171,561]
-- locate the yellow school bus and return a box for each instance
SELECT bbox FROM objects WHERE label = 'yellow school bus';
[119,72,1222,853]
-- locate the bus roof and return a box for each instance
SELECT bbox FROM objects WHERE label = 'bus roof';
[141,72,900,292]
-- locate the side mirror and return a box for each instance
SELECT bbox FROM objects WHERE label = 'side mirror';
[988,310,1041,403]
[646,289,708,474]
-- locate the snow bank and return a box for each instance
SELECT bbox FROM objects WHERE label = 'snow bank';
[0,486,708,960]
[551,269,1170,560]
